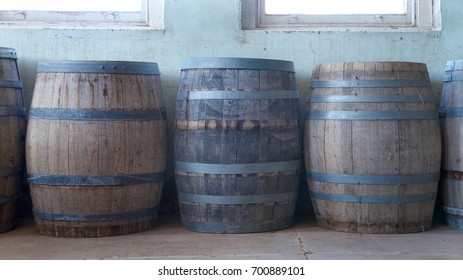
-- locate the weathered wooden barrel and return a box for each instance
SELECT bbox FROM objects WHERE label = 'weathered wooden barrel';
[305,62,441,234]
[26,61,167,238]
[175,57,301,233]
[439,60,463,229]
[0,48,26,233]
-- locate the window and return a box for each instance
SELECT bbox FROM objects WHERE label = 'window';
[242,0,441,31]
[0,0,164,29]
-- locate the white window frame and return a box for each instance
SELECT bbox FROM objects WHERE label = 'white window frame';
[242,0,441,31]
[0,0,164,30]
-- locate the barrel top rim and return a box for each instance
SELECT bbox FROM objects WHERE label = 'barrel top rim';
[38,60,158,65]
[446,60,463,71]
[181,57,295,72]
[0,47,16,51]
[0,47,17,59]
[37,60,160,75]
[314,61,428,67]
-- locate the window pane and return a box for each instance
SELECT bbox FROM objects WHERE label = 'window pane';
[265,0,407,15]
[0,0,142,12]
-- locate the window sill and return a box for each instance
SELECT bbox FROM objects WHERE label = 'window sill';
[0,21,164,31]
[242,25,442,33]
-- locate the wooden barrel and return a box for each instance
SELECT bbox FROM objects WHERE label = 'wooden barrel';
[439,60,463,229]
[175,57,301,233]
[305,62,441,234]
[0,48,26,233]
[26,61,167,237]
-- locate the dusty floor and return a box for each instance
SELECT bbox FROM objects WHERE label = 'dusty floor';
[1,215,462,260]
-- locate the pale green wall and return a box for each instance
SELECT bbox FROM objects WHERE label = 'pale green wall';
[2,0,462,178]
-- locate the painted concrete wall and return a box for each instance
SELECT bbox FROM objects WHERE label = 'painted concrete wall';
[2,0,462,181]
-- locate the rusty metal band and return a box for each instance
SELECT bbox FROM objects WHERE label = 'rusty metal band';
[33,206,160,222]
[0,81,22,88]
[306,94,436,103]
[28,108,166,121]
[181,57,295,72]
[175,160,301,175]
[0,106,27,116]
[27,172,165,186]
[37,61,160,75]
[178,191,297,205]
[307,172,440,185]
[310,190,437,204]
[177,90,299,100]
[310,80,431,88]
[306,110,438,120]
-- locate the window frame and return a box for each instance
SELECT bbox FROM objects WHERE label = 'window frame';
[0,0,164,30]
[242,0,441,31]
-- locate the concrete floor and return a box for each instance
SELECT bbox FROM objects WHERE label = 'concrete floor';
[1,215,462,260]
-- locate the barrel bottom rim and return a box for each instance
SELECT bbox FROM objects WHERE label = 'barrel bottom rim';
[0,223,15,233]
[445,215,463,230]
[180,217,295,234]
[33,217,158,238]
[315,218,433,234]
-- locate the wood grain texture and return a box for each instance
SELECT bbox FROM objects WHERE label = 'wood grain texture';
[0,50,25,233]
[305,62,441,234]
[26,62,167,238]
[439,61,463,229]
[175,59,301,233]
